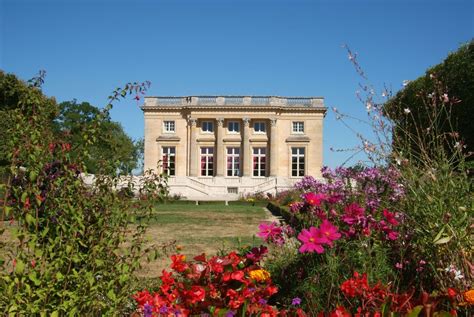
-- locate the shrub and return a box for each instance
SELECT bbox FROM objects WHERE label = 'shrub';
[0,73,168,315]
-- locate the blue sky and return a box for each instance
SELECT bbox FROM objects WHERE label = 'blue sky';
[1,0,473,167]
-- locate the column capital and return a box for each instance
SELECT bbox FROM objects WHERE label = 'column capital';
[188,117,197,126]
[270,118,277,127]
[216,118,224,127]
[242,117,250,127]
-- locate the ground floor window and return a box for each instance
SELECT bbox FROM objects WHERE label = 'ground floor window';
[200,147,214,176]
[253,147,266,177]
[226,147,240,176]
[162,146,176,176]
[291,147,305,177]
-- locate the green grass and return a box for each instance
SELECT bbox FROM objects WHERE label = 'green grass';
[137,201,272,277]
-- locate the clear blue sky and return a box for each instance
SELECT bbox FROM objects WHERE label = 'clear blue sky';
[1,0,473,167]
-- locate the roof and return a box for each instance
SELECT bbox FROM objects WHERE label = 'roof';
[141,96,326,111]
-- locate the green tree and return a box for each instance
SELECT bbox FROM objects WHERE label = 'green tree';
[54,100,140,174]
[384,40,474,165]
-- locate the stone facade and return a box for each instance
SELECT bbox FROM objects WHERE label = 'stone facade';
[142,96,326,199]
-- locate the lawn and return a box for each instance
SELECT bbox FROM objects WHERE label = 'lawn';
[137,202,277,277]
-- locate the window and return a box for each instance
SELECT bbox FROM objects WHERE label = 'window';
[292,121,304,133]
[227,187,238,194]
[253,147,266,177]
[162,147,176,176]
[200,147,214,176]
[163,120,175,133]
[226,147,240,176]
[202,121,214,133]
[254,122,266,133]
[228,121,240,133]
[291,147,305,177]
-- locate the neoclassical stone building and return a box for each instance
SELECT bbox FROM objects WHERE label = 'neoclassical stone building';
[142,96,326,199]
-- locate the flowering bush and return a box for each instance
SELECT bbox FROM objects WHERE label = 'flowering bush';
[132,248,306,316]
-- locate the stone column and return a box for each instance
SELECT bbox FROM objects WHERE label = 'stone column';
[242,117,251,177]
[189,118,198,176]
[270,118,278,177]
[216,118,225,177]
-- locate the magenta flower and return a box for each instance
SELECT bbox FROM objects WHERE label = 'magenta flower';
[257,222,282,243]
[318,220,342,246]
[383,209,399,226]
[303,192,326,207]
[342,203,365,225]
[297,227,326,254]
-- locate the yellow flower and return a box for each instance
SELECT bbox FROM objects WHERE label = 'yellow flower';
[464,289,474,304]
[249,269,271,282]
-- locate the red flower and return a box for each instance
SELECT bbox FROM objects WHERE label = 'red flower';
[170,254,188,272]
[330,306,351,317]
[186,285,205,304]
[447,287,457,299]
[133,290,153,306]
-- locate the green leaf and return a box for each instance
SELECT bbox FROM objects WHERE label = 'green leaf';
[433,226,445,242]
[107,289,116,301]
[14,259,25,275]
[29,171,38,182]
[25,213,36,226]
[407,306,423,317]
[21,192,28,204]
[28,271,41,286]
[51,311,59,317]
[434,236,452,245]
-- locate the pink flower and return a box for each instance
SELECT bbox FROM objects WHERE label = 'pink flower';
[303,192,326,206]
[257,222,282,242]
[342,203,365,225]
[318,220,342,246]
[387,230,398,240]
[297,227,326,254]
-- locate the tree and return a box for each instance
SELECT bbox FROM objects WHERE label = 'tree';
[54,100,140,174]
[384,40,474,165]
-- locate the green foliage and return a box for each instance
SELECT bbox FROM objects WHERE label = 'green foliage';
[396,162,473,292]
[0,70,58,170]
[0,73,169,315]
[385,40,474,163]
[54,100,141,175]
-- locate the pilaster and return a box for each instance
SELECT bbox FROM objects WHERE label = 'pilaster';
[216,118,225,177]
[242,117,251,177]
[270,118,278,176]
[189,118,198,176]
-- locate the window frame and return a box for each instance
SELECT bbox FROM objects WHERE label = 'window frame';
[291,147,305,177]
[201,121,214,133]
[163,120,176,133]
[292,121,305,134]
[200,147,214,176]
[161,146,176,176]
[226,147,241,177]
[253,121,266,134]
[227,121,240,134]
[252,147,267,177]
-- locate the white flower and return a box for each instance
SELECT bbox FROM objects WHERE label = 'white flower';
[396,158,402,166]
[366,101,372,111]
[404,108,411,114]
[454,270,464,280]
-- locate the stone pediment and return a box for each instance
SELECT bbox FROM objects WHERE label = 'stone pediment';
[156,135,181,142]
[285,136,310,143]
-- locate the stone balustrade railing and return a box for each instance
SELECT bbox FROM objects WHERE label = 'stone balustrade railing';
[144,96,324,108]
